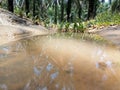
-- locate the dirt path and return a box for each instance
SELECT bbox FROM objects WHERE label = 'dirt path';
[96,25,120,48]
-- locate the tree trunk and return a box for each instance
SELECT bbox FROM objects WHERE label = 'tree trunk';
[54,0,57,24]
[39,0,43,18]
[77,1,82,19]
[25,0,29,17]
[66,0,72,22]
[33,0,36,17]
[61,0,64,22]
[87,0,95,20]
[8,0,13,12]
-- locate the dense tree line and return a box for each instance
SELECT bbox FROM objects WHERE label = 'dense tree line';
[0,0,118,24]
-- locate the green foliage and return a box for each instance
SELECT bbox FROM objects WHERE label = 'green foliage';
[95,11,120,26]
[97,3,110,14]
[64,22,70,32]
[58,22,86,33]
[85,20,96,28]
[73,22,85,33]
[1,0,120,33]
[14,7,24,17]
[0,0,7,9]
[52,33,108,44]
[111,0,120,12]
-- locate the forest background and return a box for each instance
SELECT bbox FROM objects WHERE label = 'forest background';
[0,0,120,33]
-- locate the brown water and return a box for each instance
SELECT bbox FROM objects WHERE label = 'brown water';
[0,34,120,90]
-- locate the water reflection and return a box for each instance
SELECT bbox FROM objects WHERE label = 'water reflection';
[0,35,120,90]
[0,84,7,90]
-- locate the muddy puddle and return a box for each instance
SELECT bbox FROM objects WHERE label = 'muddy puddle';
[0,34,120,90]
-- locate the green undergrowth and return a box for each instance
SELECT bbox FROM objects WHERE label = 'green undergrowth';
[46,12,120,33]
[95,11,120,26]
[57,22,86,33]
[86,12,120,28]
[51,32,112,45]
[13,7,120,34]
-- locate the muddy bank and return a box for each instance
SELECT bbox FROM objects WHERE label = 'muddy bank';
[88,25,120,48]
[0,25,49,45]
[97,25,120,48]
[0,8,50,45]
[0,8,33,25]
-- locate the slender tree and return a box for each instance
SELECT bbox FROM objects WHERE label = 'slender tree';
[7,0,14,12]
[76,0,82,19]
[33,0,36,17]
[78,5,82,19]
[39,0,43,18]
[87,0,94,20]
[94,0,100,17]
[87,0,99,20]
[66,0,72,22]
[61,0,64,22]
[25,0,30,17]
[54,0,58,24]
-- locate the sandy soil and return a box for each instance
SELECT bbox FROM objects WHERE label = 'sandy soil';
[0,8,50,45]
[96,25,120,48]
[0,25,50,45]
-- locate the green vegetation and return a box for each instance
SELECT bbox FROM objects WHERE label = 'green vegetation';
[51,32,112,45]
[112,0,120,12]
[0,0,120,33]
[57,22,86,33]
[95,12,120,26]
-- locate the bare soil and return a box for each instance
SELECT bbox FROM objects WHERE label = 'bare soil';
[96,25,120,48]
[0,8,50,45]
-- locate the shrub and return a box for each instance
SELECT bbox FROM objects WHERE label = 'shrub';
[95,11,120,26]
